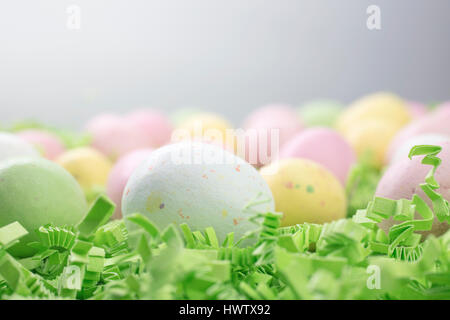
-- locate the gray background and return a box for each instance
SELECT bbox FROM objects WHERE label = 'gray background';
[1,0,449,128]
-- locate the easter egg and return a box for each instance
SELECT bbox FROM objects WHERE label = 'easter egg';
[0,132,39,162]
[125,109,172,147]
[0,158,88,257]
[122,142,274,242]
[86,111,170,160]
[170,108,202,127]
[106,148,153,219]
[298,100,343,127]
[344,120,400,168]
[280,128,356,185]
[175,112,234,148]
[56,147,112,195]
[242,104,303,167]
[388,108,450,157]
[387,133,449,164]
[337,92,411,135]
[260,158,346,227]
[407,101,428,119]
[375,141,450,237]
[85,113,138,159]
[17,129,65,160]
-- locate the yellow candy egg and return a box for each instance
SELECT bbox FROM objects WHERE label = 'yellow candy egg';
[56,147,112,195]
[344,120,400,168]
[337,92,411,135]
[260,158,346,226]
[174,112,235,150]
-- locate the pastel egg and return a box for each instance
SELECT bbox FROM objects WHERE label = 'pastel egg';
[337,92,411,135]
[242,104,303,166]
[170,108,202,127]
[375,140,450,237]
[407,101,428,119]
[86,113,162,160]
[344,120,400,168]
[125,109,173,147]
[280,128,356,185]
[122,142,274,242]
[85,113,137,159]
[388,108,450,158]
[106,148,153,219]
[175,112,234,148]
[298,99,343,127]
[0,132,39,162]
[16,129,66,160]
[56,147,112,196]
[260,158,346,226]
[387,133,449,164]
[0,158,87,257]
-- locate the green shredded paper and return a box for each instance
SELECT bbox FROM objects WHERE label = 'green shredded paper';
[0,144,449,300]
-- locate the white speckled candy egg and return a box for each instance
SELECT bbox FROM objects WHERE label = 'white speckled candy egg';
[0,132,39,162]
[122,141,274,242]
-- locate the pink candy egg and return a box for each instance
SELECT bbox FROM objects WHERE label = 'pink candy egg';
[242,104,303,166]
[17,129,65,160]
[125,109,172,147]
[280,128,356,185]
[86,110,172,160]
[106,148,153,218]
[407,101,428,119]
[376,140,450,236]
[387,108,450,161]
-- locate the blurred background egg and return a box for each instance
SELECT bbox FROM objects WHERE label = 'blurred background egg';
[170,108,202,127]
[0,158,88,257]
[388,106,450,157]
[106,148,153,219]
[122,141,274,242]
[376,140,450,237]
[241,104,303,167]
[297,99,343,127]
[260,158,346,226]
[125,109,172,147]
[16,129,66,160]
[175,112,234,148]
[344,120,400,169]
[407,101,428,119]
[387,133,449,164]
[56,147,112,200]
[0,132,39,162]
[280,128,356,185]
[336,92,411,135]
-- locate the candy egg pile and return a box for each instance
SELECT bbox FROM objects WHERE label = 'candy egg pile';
[0,94,449,301]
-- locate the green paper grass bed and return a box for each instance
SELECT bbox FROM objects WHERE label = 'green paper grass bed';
[0,145,449,300]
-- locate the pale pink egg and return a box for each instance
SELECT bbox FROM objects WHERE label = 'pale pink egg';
[86,110,171,160]
[17,129,65,160]
[407,101,428,119]
[125,109,172,147]
[376,140,450,236]
[106,148,153,218]
[280,128,356,185]
[242,104,303,167]
[387,108,450,162]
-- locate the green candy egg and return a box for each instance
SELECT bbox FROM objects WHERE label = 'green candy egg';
[298,100,343,127]
[0,158,88,257]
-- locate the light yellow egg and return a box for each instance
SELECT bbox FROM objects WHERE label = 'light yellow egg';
[337,92,411,135]
[344,120,399,169]
[174,112,235,150]
[260,158,346,226]
[56,147,112,194]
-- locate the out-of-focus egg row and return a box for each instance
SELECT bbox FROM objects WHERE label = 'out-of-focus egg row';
[1,92,449,240]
